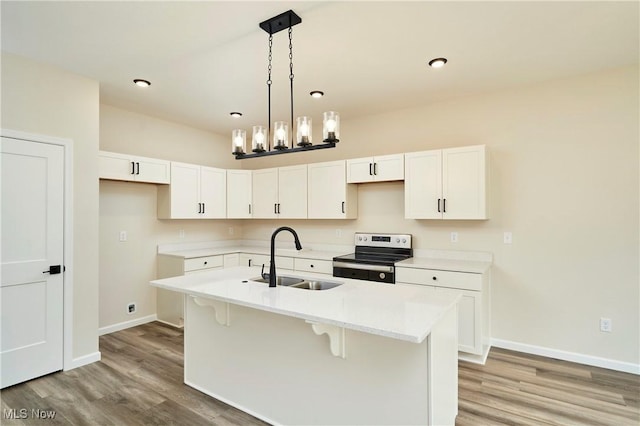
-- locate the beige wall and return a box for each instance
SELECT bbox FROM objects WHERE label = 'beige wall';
[241,65,639,365]
[1,52,100,360]
[99,105,242,329]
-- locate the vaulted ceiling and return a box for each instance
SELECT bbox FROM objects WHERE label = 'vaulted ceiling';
[2,1,638,135]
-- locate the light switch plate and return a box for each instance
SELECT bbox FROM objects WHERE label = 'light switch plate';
[504,232,513,244]
[450,232,458,243]
[119,231,127,242]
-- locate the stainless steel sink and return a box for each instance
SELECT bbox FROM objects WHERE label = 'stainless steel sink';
[249,276,342,290]
[250,276,305,286]
[289,280,342,291]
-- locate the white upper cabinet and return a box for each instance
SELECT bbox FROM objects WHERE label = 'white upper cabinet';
[405,145,488,220]
[347,154,404,183]
[157,162,226,219]
[252,165,307,219]
[227,169,252,218]
[308,160,357,219]
[99,150,170,184]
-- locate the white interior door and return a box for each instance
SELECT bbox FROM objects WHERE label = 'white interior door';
[1,137,65,388]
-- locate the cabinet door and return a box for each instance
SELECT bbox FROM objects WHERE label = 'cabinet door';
[227,169,252,218]
[346,157,374,183]
[200,166,226,219]
[278,164,307,219]
[404,150,442,219]
[436,287,482,355]
[252,168,279,219]
[99,151,136,181]
[169,162,201,219]
[308,160,356,219]
[373,154,404,182]
[135,156,170,184]
[442,145,487,220]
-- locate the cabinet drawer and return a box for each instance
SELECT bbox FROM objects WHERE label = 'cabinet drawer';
[294,258,333,275]
[244,253,294,270]
[184,255,223,272]
[395,267,481,291]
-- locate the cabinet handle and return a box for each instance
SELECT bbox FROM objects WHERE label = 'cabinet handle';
[437,199,441,213]
[202,203,205,214]
[274,203,277,214]
[136,162,140,175]
[443,199,446,213]
[369,163,373,176]
[373,162,378,175]
[278,203,281,214]
[249,204,252,214]
[341,201,345,214]
[198,203,202,214]
[131,161,135,175]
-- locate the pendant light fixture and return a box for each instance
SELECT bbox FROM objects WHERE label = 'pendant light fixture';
[232,10,339,159]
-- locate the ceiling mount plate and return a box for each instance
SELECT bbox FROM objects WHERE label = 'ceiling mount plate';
[259,10,302,35]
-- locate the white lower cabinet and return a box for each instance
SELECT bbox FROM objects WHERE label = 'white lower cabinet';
[396,266,490,360]
[239,253,294,270]
[157,254,224,327]
[293,258,333,275]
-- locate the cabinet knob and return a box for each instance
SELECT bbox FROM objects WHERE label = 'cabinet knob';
[204,261,208,265]
[432,276,437,281]
[310,264,314,268]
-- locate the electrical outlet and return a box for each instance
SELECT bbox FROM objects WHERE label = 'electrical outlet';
[228,227,234,236]
[119,231,127,242]
[504,232,513,244]
[600,317,612,332]
[335,229,342,238]
[450,232,458,243]
[179,229,185,239]
[127,303,136,315]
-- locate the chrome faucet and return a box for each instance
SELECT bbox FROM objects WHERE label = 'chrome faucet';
[269,226,302,287]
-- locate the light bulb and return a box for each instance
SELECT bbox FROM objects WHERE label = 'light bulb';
[325,119,336,132]
[276,128,286,140]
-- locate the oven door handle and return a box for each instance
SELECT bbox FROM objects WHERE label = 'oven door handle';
[333,261,394,273]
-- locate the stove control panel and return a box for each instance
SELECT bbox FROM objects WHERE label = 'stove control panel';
[354,233,412,249]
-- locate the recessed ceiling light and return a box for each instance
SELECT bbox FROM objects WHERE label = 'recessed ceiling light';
[230,112,243,118]
[310,91,324,98]
[133,79,151,87]
[428,58,447,68]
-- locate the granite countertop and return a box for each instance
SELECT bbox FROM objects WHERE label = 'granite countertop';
[150,266,460,344]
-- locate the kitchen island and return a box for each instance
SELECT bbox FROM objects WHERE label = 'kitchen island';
[150,266,459,425]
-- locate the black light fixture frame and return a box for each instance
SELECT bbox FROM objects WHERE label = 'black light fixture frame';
[234,10,338,160]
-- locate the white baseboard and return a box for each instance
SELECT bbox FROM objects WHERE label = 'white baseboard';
[492,338,640,375]
[98,314,158,336]
[155,318,184,329]
[66,351,101,370]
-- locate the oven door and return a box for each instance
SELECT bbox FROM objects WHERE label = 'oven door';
[333,261,394,283]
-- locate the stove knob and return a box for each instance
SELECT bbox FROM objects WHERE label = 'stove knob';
[363,237,368,241]
[358,236,362,241]
[396,238,400,243]
[402,238,407,243]
[379,272,386,280]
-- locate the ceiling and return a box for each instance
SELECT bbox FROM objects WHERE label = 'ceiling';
[2,1,638,137]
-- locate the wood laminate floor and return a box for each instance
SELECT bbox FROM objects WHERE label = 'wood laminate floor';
[1,322,638,425]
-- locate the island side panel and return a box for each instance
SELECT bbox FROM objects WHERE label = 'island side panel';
[184,296,437,426]
[428,304,459,425]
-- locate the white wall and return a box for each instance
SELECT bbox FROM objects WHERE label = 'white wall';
[240,65,639,366]
[1,52,100,361]
[99,105,242,329]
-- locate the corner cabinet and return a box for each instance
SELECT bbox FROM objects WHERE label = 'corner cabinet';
[396,266,491,363]
[99,150,170,184]
[157,162,226,219]
[307,160,358,219]
[227,169,252,219]
[252,165,307,219]
[347,154,404,183]
[404,145,488,220]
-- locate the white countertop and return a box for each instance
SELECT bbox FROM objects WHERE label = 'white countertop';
[158,245,348,261]
[396,257,492,274]
[150,266,459,344]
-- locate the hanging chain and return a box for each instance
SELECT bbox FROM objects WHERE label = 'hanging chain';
[288,26,295,147]
[267,33,273,150]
